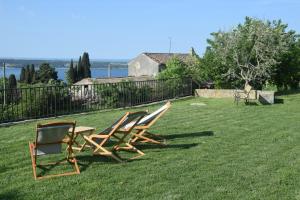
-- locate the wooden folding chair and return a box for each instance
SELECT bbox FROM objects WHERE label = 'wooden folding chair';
[83,111,147,162]
[128,101,171,145]
[29,121,80,180]
[234,84,253,104]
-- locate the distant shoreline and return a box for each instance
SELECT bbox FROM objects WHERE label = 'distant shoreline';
[1,66,128,69]
[0,58,129,69]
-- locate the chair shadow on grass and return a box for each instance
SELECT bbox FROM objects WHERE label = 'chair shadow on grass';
[36,158,77,177]
[0,165,8,174]
[75,132,213,172]
[77,152,146,172]
[133,143,199,151]
[131,131,212,151]
[0,190,23,200]
[245,101,259,106]
[163,131,214,140]
[274,98,284,104]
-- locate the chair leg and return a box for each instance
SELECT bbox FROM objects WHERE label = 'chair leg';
[131,130,166,145]
[29,142,37,180]
[86,136,124,163]
[114,143,145,160]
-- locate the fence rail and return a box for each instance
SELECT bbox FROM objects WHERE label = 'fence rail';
[0,78,195,123]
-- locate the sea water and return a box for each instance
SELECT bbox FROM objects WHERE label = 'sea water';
[0,67,128,81]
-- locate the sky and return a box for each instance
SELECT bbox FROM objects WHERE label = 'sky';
[0,0,300,60]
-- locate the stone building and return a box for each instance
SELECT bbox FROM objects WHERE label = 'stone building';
[128,53,190,77]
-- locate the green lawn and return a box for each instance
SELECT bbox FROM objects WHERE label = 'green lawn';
[1,94,300,200]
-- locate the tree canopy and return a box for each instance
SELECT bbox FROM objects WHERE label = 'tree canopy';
[36,63,58,83]
[158,48,202,81]
[206,17,296,88]
[8,74,17,89]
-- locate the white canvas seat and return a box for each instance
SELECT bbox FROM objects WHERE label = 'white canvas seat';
[82,111,148,162]
[29,121,80,180]
[129,101,171,145]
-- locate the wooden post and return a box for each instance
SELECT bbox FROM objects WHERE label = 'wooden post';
[3,62,6,105]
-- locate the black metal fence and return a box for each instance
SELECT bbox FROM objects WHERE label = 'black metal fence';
[0,78,195,123]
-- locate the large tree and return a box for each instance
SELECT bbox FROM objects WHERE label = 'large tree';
[273,39,300,90]
[36,63,58,83]
[207,17,296,88]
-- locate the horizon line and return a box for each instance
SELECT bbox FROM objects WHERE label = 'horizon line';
[0,57,131,61]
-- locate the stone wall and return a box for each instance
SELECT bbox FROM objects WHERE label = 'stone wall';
[195,89,275,104]
[195,89,257,99]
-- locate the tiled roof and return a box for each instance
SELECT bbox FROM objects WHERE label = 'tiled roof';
[144,53,190,64]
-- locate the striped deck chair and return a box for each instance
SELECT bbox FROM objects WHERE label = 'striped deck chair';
[127,101,171,145]
[29,121,80,180]
[83,111,147,162]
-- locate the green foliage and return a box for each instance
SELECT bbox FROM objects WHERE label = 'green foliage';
[8,74,17,89]
[19,67,26,83]
[74,64,78,82]
[82,52,91,78]
[36,63,58,83]
[157,48,204,85]
[77,56,84,81]
[3,96,300,199]
[74,52,92,82]
[0,77,7,90]
[158,56,191,80]
[272,39,300,90]
[66,59,76,85]
[205,17,296,89]
[200,49,243,89]
[0,78,191,122]
[25,65,31,84]
[30,64,36,83]
[94,81,153,108]
[20,64,36,84]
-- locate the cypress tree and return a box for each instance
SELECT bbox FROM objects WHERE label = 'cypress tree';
[74,64,78,82]
[66,59,76,84]
[77,56,84,80]
[25,65,31,84]
[7,74,17,103]
[30,64,36,83]
[82,52,91,78]
[8,74,17,89]
[20,67,26,83]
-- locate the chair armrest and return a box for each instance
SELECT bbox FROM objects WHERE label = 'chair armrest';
[88,134,109,139]
[134,125,149,129]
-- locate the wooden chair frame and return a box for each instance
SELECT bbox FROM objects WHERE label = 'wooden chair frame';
[234,84,252,105]
[29,121,80,180]
[130,101,171,145]
[83,111,147,162]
